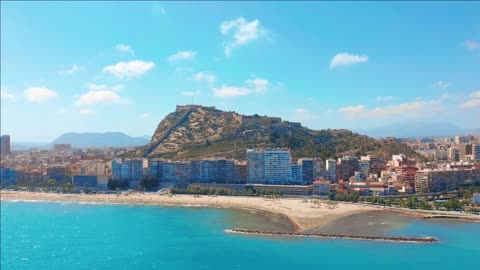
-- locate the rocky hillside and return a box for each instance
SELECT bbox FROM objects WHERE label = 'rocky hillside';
[143,105,425,162]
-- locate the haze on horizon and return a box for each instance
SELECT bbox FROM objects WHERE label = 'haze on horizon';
[1,1,479,142]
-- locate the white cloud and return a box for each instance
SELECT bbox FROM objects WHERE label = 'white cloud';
[190,72,216,85]
[470,90,480,99]
[115,44,134,55]
[182,91,200,97]
[376,96,394,102]
[339,102,427,119]
[434,81,450,89]
[140,113,150,118]
[75,90,125,106]
[245,78,270,93]
[212,77,271,98]
[168,51,197,63]
[103,60,155,79]
[58,64,84,75]
[88,83,124,92]
[294,108,320,123]
[79,109,96,115]
[330,53,368,69]
[464,40,479,51]
[1,89,15,100]
[213,86,250,98]
[460,99,480,109]
[221,17,265,57]
[296,108,308,113]
[24,87,58,103]
[339,105,366,114]
[460,90,480,109]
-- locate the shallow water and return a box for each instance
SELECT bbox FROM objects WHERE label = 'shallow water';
[1,201,480,270]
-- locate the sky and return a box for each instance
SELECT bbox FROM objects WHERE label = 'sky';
[1,1,480,142]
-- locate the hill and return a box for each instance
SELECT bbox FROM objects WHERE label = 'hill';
[143,105,425,162]
[52,132,149,148]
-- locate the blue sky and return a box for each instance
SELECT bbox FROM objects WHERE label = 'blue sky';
[1,1,479,142]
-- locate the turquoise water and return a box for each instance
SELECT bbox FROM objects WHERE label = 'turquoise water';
[1,201,480,270]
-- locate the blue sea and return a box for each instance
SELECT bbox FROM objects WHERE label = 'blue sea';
[1,201,479,270]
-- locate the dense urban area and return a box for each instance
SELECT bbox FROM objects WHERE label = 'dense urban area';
[1,134,480,212]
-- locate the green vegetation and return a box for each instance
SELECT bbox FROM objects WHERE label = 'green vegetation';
[139,174,160,191]
[171,185,281,196]
[328,191,360,202]
[353,194,479,213]
[107,179,129,190]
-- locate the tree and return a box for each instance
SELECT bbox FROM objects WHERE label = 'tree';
[407,196,417,209]
[140,174,160,191]
[419,198,432,210]
[108,179,129,190]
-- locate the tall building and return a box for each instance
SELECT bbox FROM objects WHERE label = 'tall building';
[112,159,144,181]
[246,149,265,183]
[472,144,480,162]
[325,159,337,182]
[454,136,469,144]
[162,161,191,184]
[174,161,191,184]
[358,160,370,180]
[264,150,292,184]
[0,135,11,156]
[190,159,234,183]
[298,158,314,184]
[46,166,67,182]
[148,159,164,181]
[246,149,299,184]
[0,168,16,185]
[290,164,303,184]
[396,165,418,191]
[338,156,359,181]
[415,168,480,193]
[447,148,460,162]
[361,155,385,176]
[233,162,247,183]
[312,157,325,179]
[190,160,210,182]
[458,144,473,161]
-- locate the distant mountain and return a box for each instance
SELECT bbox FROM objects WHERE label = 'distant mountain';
[357,122,480,138]
[141,105,425,162]
[52,132,149,148]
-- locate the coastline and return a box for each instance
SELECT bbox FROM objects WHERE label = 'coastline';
[1,191,479,232]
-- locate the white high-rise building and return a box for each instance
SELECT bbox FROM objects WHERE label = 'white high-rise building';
[246,149,300,184]
[264,150,292,184]
[325,159,337,182]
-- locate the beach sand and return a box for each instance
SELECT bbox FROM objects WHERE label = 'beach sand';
[1,191,479,232]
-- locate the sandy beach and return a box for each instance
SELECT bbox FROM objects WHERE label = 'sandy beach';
[1,191,479,231]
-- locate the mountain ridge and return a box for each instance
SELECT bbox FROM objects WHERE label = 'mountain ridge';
[52,132,149,148]
[143,105,425,162]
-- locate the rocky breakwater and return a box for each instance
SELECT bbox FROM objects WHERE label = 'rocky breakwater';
[225,228,439,243]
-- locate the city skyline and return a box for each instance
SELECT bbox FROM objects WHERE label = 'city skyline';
[2,1,480,142]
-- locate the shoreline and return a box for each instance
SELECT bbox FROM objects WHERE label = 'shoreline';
[2,191,479,232]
